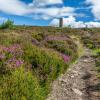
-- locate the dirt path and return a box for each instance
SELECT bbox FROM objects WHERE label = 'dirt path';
[47,48,100,100]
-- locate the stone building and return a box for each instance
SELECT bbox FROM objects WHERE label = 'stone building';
[59,18,63,27]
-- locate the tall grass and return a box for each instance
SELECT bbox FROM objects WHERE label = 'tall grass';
[0,26,79,99]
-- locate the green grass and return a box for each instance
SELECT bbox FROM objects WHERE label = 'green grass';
[92,48,100,56]
[0,26,99,99]
[0,26,79,100]
[0,67,45,100]
[80,28,100,81]
[92,48,100,79]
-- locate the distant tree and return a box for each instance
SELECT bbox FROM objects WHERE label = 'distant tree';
[0,19,14,29]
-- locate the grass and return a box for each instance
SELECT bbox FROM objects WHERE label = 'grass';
[0,26,79,100]
[0,67,45,100]
[92,48,100,78]
[80,28,100,89]
[92,48,100,56]
[0,26,99,99]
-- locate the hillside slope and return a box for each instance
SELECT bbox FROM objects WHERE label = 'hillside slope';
[0,27,78,100]
[0,26,100,100]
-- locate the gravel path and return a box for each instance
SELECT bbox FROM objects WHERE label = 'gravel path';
[47,48,100,100]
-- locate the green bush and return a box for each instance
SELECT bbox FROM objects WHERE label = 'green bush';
[31,33,44,41]
[46,40,71,55]
[23,44,67,84]
[0,67,45,100]
[0,20,14,29]
[45,39,78,61]
[0,26,79,100]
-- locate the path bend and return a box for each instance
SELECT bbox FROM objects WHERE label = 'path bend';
[47,48,100,100]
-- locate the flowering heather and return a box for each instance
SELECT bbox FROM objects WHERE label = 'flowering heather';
[45,36,67,41]
[61,54,70,62]
[7,58,24,68]
[16,60,24,67]
[3,44,23,56]
[0,44,24,68]
[0,54,5,60]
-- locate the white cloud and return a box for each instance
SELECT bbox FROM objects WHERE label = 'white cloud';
[58,7,75,17]
[50,16,100,28]
[85,22,100,28]
[33,7,75,18]
[86,0,100,20]
[32,14,52,20]
[50,16,74,27]
[0,0,33,15]
[0,0,75,20]
[49,16,83,28]
[32,0,63,6]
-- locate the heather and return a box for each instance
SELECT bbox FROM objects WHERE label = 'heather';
[0,26,78,99]
[0,26,99,99]
[0,44,24,75]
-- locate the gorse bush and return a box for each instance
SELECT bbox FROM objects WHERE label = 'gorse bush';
[0,20,14,29]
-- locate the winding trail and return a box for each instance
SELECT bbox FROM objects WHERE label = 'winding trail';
[47,48,100,100]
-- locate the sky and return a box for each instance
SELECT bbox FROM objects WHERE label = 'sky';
[0,0,100,28]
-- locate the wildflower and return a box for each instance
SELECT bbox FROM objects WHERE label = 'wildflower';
[1,44,24,68]
[0,54,5,60]
[15,60,24,67]
[46,36,67,41]
[61,54,70,62]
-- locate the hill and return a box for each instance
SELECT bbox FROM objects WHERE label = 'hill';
[0,26,100,100]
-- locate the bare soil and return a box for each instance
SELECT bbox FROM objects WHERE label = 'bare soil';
[47,48,100,100]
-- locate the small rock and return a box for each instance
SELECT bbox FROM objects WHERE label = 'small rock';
[83,59,88,62]
[72,88,83,96]
[71,75,74,78]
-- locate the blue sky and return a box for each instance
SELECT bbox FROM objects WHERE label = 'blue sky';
[0,0,100,28]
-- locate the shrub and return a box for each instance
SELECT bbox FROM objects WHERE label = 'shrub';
[31,33,44,41]
[0,20,14,29]
[0,26,79,100]
[23,44,67,84]
[0,67,44,100]
[46,40,72,55]
[45,39,78,61]
[0,44,24,75]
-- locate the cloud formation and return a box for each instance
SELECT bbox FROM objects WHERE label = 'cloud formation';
[0,0,100,27]
[50,16,100,28]
[0,0,32,15]
[0,0,75,19]
[86,0,100,20]
[33,7,75,19]
[31,0,63,6]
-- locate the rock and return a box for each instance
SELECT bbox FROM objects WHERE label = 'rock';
[83,59,88,62]
[72,88,83,96]
[71,75,74,78]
